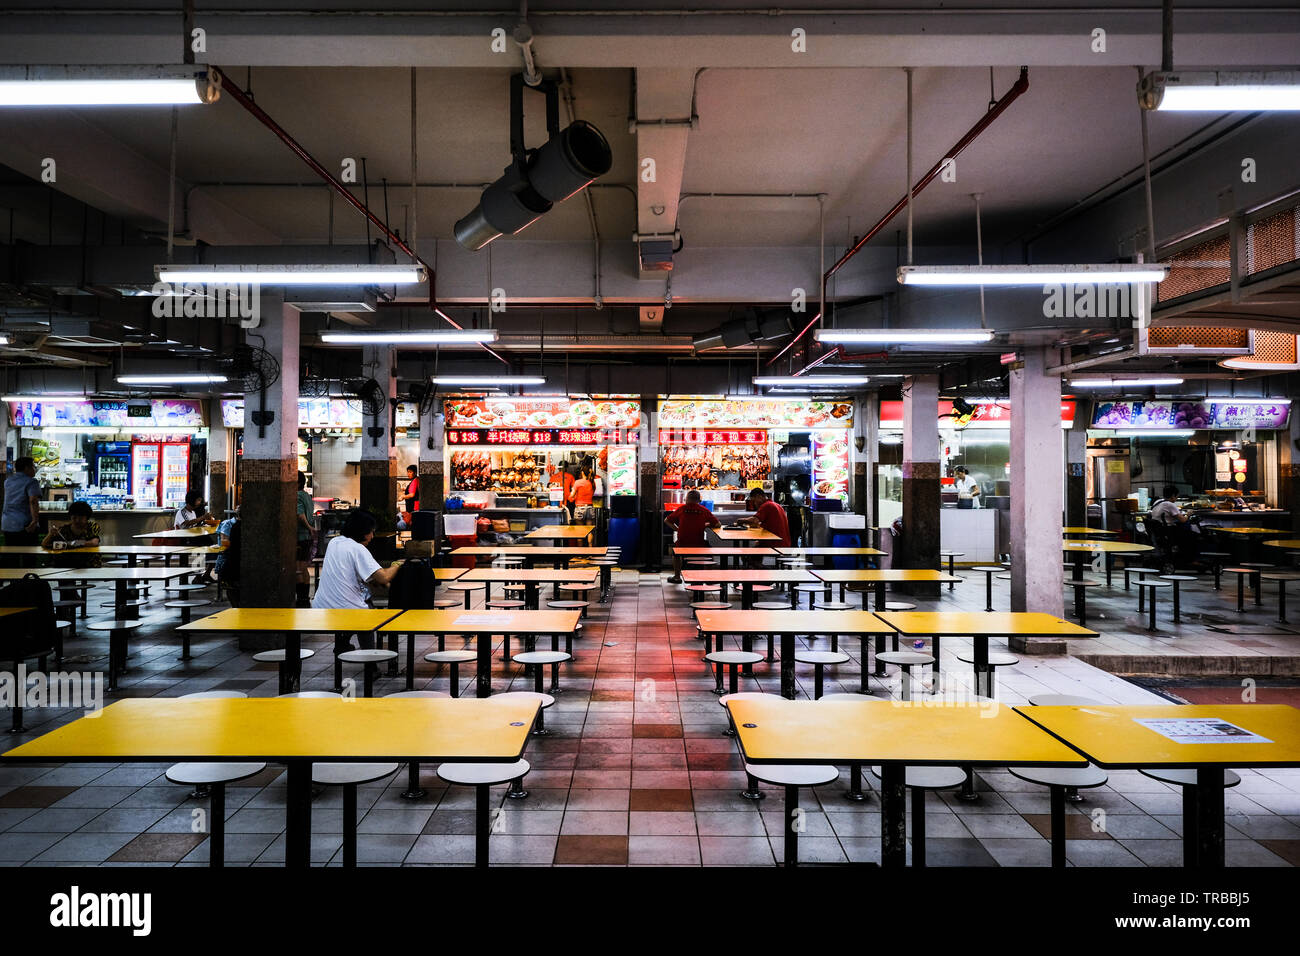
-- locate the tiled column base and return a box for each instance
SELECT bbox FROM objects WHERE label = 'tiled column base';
[360,457,399,523]
[900,460,941,597]
[237,457,297,649]
[418,459,443,513]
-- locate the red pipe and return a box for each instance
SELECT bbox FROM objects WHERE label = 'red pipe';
[216,70,509,365]
[768,66,1030,368]
[792,346,890,377]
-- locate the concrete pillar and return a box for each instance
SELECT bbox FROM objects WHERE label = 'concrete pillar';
[1065,424,1087,528]
[358,345,399,529]
[855,394,878,526]
[209,424,233,514]
[418,398,443,512]
[238,296,299,620]
[901,375,940,591]
[1009,348,1064,617]
[1281,408,1300,534]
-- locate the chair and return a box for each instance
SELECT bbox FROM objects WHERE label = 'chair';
[486,599,526,610]
[875,650,933,700]
[1122,566,1162,591]
[179,690,248,700]
[717,691,774,738]
[312,762,400,866]
[1258,571,1300,623]
[869,765,966,867]
[1008,764,1108,867]
[336,648,397,697]
[794,582,831,609]
[794,649,850,699]
[423,649,476,697]
[445,581,486,609]
[436,759,532,867]
[547,599,589,619]
[744,763,840,866]
[253,647,315,696]
[1223,566,1260,613]
[704,650,763,695]
[165,762,267,867]
[820,693,886,800]
[164,599,211,661]
[1199,551,1231,589]
[383,689,450,798]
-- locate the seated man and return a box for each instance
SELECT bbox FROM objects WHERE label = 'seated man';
[742,488,791,547]
[1149,484,1200,563]
[42,501,102,568]
[312,510,400,650]
[664,490,720,583]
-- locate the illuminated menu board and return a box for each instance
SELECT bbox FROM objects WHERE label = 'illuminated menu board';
[447,428,615,445]
[658,429,768,445]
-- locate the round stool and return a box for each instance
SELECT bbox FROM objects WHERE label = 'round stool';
[312,762,399,867]
[1123,566,1162,591]
[744,763,839,867]
[279,691,341,698]
[718,691,774,740]
[164,583,208,596]
[85,619,144,691]
[1157,574,1197,623]
[939,550,964,589]
[495,690,556,737]
[1223,566,1260,613]
[794,582,831,609]
[1063,579,1101,623]
[436,759,532,867]
[883,601,916,611]
[513,649,570,695]
[1259,571,1300,623]
[164,599,211,661]
[690,601,730,612]
[1008,764,1109,868]
[952,647,1018,697]
[486,599,526,610]
[179,690,247,700]
[1136,579,1172,631]
[337,648,397,697]
[814,601,854,612]
[704,650,763,696]
[423,649,476,698]
[384,689,451,798]
[1027,693,1099,706]
[433,598,461,609]
[254,647,316,696]
[165,762,266,867]
[1198,552,1231,588]
[876,650,933,700]
[869,764,966,867]
[970,566,1004,612]
[547,599,589,620]
[1139,767,1242,867]
[794,649,851,699]
[752,600,795,611]
[446,581,486,609]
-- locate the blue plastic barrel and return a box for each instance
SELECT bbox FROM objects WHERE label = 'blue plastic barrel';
[831,531,861,569]
[608,515,640,565]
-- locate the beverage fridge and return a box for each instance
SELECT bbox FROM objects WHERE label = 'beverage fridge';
[91,441,131,493]
[131,438,191,508]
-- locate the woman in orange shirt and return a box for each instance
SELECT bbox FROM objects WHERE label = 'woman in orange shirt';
[569,468,596,524]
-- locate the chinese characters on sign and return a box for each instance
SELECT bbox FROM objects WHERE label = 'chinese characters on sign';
[446,428,619,445]
[657,429,768,445]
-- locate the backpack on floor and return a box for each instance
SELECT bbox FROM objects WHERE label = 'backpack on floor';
[0,572,56,661]
[387,558,440,610]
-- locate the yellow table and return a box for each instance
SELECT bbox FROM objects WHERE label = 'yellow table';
[178,608,400,693]
[434,567,466,581]
[1062,538,1153,585]
[451,545,608,568]
[46,565,196,623]
[1016,704,1300,868]
[131,526,219,540]
[0,606,33,619]
[877,611,1097,696]
[729,697,1085,867]
[0,543,194,567]
[680,568,817,608]
[523,524,595,544]
[0,567,64,580]
[774,546,887,570]
[712,527,782,545]
[1,696,539,868]
[675,546,780,569]
[695,608,895,697]
[812,569,960,610]
[1211,527,1281,535]
[382,608,582,697]
[460,566,598,609]
[1262,539,1300,550]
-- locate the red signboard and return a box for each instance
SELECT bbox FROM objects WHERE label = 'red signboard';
[658,429,768,445]
[879,400,1076,429]
[447,428,614,445]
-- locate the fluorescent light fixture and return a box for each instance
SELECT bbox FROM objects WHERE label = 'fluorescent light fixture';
[1139,70,1300,111]
[40,426,123,435]
[753,375,870,387]
[1220,357,1300,371]
[116,373,228,385]
[1069,377,1184,388]
[0,334,8,345]
[816,329,994,345]
[0,65,221,106]
[1110,429,1196,438]
[897,264,1168,286]
[155,264,426,286]
[2,393,85,401]
[320,330,499,345]
[431,375,546,386]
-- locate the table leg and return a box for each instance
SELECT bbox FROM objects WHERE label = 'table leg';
[475,782,490,869]
[781,633,796,700]
[1105,553,1113,588]
[406,632,415,690]
[1147,590,1157,631]
[874,633,887,677]
[1049,784,1065,868]
[984,572,994,612]
[974,637,990,698]
[911,784,926,867]
[874,582,885,612]
[1279,581,1288,623]
[880,763,907,868]
[286,633,302,694]
[1182,784,1199,868]
[209,782,225,868]
[783,784,799,868]
[858,636,872,693]
[285,760,311,868]
[477,633,492,698]
[742,583,753,610]
[1172,584,1181,624]
[1194,767,1226,869]
[1073,552,1084,582]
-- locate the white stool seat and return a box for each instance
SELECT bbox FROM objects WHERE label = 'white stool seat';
[685,583,721,592]
[1137,580,1172,589]
[953,649,1018,666]
[877,650,934,666]
[493,690,555,709]
[312,763,400,786]
[384,690,450,698]
[486,599,527,609]
[178,690,247,700]
[690,602,731,611]
[1028,693,1100,706]
[812,602,854,611]
[869,765,967,789]
[719,692,776,708]
[939,550,964,557]
[279,691,340,698]
[424,649,476,664]
[559,583,597,592]
[704,650,764,666]
[1009,764,1109,788]
[1158,574,1198,582]
[744,763,839,788]
[1063,580,1101,588]
[883,601,917,611]
[85,619,144,631]
[433,599,461,608]
[338,649,398,664]
[546,600,589,610]
[437,759,531,787]
[166,762,266,786]
[795,650,851,665]
[513,650,571,666]
[751,601,794,610]
[446,582,486,591]
[794,583,827,592]
[971,565,1004,573]
[819,692,887,703]
[164,599,211,608]
[164,583,208,593]
[253,648,315,663]
[1139,768,1242,788]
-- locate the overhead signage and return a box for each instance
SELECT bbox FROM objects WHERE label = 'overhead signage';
[447,428,623,445]
[8,399,204,428]
[657,429,768,445]
[1090,400,1290,430]
[444,396,640,429]
[879,400,1076,429]
[221,398,420,430]
[657,398,852,429]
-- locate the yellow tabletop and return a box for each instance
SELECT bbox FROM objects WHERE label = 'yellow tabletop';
[1263,539,1300,550]
[0,606,34,619]
[681,569,818,584]
[0,544,193,556]
[132,526,218,539]
[1015,704,1300,768]
[434,568,467,581]
[461,567,599,584]
[728,698,1087,767]
[877,611,1097,638]
[2,697,539,763]
[382,608,581,634]
[177,607,399,633]
[1061,527,1117,536]
[813,569,960,583]
[1212,527,1284,535]
[1062,539,1154,553]
[713,528,781,542]
[0,567,66,579]
[775,547,888,557]
[695,608,894,635]
[523,525,595,540]
[673,547,780,558]
[451,546,608,558]
[45,566,193,582]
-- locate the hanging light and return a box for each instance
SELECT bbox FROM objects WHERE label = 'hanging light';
[0,65,221,107]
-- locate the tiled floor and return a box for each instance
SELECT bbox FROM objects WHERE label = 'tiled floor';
[2,563,1299,866]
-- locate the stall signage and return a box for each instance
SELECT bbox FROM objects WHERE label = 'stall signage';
[879,400,1076,429]
[444,396,640,429]
[657,398,852,429]
[222,398,419,430]
[8,398,204,428]
[1090,400,1290,430]
[658,429,768,445]
[448,428,619,445]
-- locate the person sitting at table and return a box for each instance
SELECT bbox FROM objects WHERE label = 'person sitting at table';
[218,516,242,606]
[41,501,102,568]
[742,487,791,547]
[312,509,400,651]
[207,506,238,587]
[664,489,721,584]
[174,490,217,530]
[1150,485,1188,526]
[1150,483,1201,562]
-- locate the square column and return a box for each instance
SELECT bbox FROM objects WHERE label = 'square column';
[901,375,940,590]
[418,398,443,512]
[358,345,399,529]
[1065,425,1087,528]
[238,296,299,617]
[856,393,878,529]
[1010,348,1064,615]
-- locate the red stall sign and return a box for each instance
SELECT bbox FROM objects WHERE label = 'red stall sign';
[658,429,768,445]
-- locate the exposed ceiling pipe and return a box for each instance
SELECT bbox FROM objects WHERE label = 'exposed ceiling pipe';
[767,66,1031,368]
[214,69,508,365]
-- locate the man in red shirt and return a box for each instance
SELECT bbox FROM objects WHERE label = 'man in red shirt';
[664,490,721,583]
[743,488,791,547]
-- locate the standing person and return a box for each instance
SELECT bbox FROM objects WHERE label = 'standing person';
[2,457,42,546]
[295,472,318,607]
[400,464,420,514]
[42,500,102,568]
[664,490,721,583]
[953,466,982,509]
[743,488,791,547]
[312,509,400,651]
[174,490,216,529]
[569,467,596,524]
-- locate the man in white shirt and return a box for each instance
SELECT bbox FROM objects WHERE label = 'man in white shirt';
[313,510,400,650]
[953,466,981,509]
[1150,485,1188,526]
[174,490,216,529]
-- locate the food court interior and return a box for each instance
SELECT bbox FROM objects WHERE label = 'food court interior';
[2,1,1300,893]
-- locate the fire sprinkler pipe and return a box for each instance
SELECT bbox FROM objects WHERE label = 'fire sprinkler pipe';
[216,70,508,365]
[767,66,1030,368]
